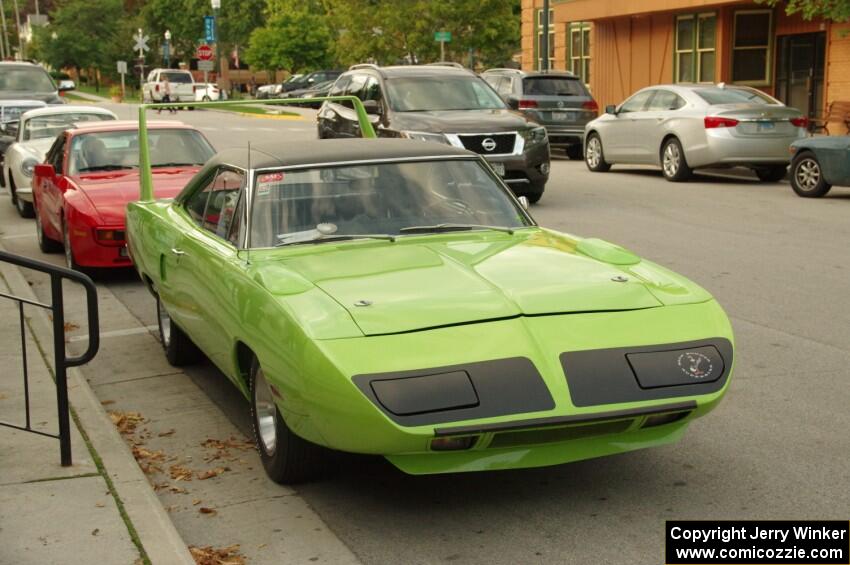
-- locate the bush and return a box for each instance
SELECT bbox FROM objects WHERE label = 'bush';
[109,84,123,98]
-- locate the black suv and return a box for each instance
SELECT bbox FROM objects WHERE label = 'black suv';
[482,68,597,160]
[282,70,343,93]
[317,64,550,203]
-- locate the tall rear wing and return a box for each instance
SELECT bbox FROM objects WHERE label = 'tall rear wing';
[136,96,378,202]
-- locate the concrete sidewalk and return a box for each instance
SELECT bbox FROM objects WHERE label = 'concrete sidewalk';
[0,253,194,564]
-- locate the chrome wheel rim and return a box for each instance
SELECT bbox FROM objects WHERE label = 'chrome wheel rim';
[796,158,820,191]
[35,209,43,246]
[62,223,73,269]
[663,143,680,177]
[157,300,171,347]
[586,137,601,168]
[254,367,277,455]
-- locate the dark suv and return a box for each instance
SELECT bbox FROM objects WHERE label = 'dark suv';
[481,69,597,160]
[317,64,550,202]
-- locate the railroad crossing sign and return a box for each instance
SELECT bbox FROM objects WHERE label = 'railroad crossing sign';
[133,29,149,53]
[196,44,214,61]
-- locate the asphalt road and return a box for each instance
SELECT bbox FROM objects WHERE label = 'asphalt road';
[1,103,848,564]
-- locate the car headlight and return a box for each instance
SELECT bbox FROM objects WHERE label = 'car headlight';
[399,131,451,145]
[522,126,548,146]
[22,157,38,177]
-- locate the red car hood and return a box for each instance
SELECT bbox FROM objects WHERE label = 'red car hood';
[72,167,200,225]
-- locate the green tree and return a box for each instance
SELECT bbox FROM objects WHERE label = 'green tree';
[244,0,332,74]
[759,0,850,21]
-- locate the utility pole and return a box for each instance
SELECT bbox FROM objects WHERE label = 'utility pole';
[12,0,22,59]
[541,0,550,72]
[211,0,221,82]
[0,0,8,60]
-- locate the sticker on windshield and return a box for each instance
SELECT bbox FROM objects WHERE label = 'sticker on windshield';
[257,172,284,195]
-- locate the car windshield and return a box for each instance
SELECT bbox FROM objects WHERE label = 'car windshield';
[249,159,529,248]
[523,77,586,96]
[693,87,779,105]
[386,76,506,112]
[0,67,56,93]
[162,72,193,84]
[68,128,215,174]
[24,113,114,141]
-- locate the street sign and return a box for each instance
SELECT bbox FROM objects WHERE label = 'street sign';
[198,60,214,72]
[434,31,452,42]
[133,30,149,52]
[116,60,127,74]
[211,0,221,8]
[196,44,213,61]
[204,16,216,43]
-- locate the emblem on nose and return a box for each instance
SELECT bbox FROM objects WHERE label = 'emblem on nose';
[481,138,497,152]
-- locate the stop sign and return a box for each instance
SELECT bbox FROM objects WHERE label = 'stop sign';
[196,44,213,61]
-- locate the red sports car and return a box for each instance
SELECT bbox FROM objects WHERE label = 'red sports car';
[32,121,215,270]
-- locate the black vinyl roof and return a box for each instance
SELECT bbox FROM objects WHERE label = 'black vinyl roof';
[211,138,475,170]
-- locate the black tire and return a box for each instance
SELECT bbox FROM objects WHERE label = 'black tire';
[565,144,583,160]
[249,356,328,484]
[35,203,62,253]
[9,178,35,218]
[521,182,545,204]
[790,152,832,198]
[660,137,692,182]
[156,295,200,366]
[754,165,787,183]
[584,133,611,172]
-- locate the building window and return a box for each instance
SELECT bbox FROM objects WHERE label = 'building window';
[569,22,591,85]
[537,8,555,70]
[675,13,716,83]
[732,9,773,84]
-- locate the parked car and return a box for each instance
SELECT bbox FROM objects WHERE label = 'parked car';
[482,68,597,159]
[788,136,850,197]
[318,64,551,203]
[0,61,72,106]
[4,105,117,217]
[255,83,279,100]
[142,69,196,103]
[194,83,222,102]
[281,70,342,93]
[32,120,215,270]
[126,134,734,484]
[0,100,47,186]
[584,84,808,182]
[283,79,335,108]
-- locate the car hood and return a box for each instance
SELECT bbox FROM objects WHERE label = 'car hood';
[389,109,536,134]
[73,167,199,225]
[17,137,54,158]
[0,92,63,105]
[256,229,714,337]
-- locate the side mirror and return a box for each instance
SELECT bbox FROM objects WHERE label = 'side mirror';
[605,105,618,115]
[362,100,382,115]
[518,195,530,210]
[506,97,520,110]
[34,163,55,178]
[58,80,76,92]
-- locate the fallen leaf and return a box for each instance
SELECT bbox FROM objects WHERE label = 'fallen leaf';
[63,322,80,332]
[91,528,99,536]
[108,411,145,435]
[169,464,193,481]
[158,429,176,437]
[100,400,116,406]
[197,467,227,480]
[189,544,245,565]
[198,507,217,516]
[0,393,8,400]
[169,485,188,494]
[95,502,105,508]
[201,436,254,451]
[193,499,202,506]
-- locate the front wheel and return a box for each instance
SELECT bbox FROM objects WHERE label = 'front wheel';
[585,134,611,172]
[754,165,787,183]
[10,178,34,218]
[661,137,692,182]
[249,357,328,484]
[62,220,83,271]
[790,153,832,198]
[521,181,545,204]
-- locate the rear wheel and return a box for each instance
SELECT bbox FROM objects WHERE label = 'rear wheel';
[754,165,787,183]
[249,357,328,484]
[585,134,611,172]
[35,204,62,253]
[156,295,200,366]
[661,137,692,182]
[565,144,583,160]
[790,152,831,198]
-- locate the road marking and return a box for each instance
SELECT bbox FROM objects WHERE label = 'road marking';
[0,232,35,240]
[70,325,158,343]
[200,126,220,131]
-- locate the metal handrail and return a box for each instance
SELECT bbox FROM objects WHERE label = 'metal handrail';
[0,250,99,466]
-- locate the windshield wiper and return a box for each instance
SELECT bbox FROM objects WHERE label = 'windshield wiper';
[78,165,134,172]
[399,223,515,235]
[275,233,396,247]
[152,162,204,168]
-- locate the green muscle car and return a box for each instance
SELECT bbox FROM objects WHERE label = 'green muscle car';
[127,112,734,484]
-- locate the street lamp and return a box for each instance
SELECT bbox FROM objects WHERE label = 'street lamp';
[163,29,171,68]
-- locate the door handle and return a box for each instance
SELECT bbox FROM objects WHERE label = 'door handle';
[170,248,186,256]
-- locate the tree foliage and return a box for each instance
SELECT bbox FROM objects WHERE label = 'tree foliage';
[323,0,520,67]
[759,0,850,22]
[244,0,332,73]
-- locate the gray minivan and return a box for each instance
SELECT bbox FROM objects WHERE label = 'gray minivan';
[482,69,597,159]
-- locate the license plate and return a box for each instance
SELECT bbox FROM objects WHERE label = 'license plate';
[119,246,129,258]
[490,162,505,176]
[552,112,572,121]
[756,121,775,132]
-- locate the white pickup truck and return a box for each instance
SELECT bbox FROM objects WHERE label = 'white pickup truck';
[142,69,196,103]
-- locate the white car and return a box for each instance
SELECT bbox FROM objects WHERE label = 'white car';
[194,83,223,102]
[142,69,196,103]
[584,83,808,182]
[4,105,116,217]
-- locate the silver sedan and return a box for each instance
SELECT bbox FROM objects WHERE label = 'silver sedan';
[584,84,807,182]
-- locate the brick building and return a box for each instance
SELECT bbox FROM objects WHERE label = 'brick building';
[521,0,850,131]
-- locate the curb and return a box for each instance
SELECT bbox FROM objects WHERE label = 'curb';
[0,240,195,565]
[202,107,306,120]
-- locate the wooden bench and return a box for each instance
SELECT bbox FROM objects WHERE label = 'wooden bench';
[809,101,850,135]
